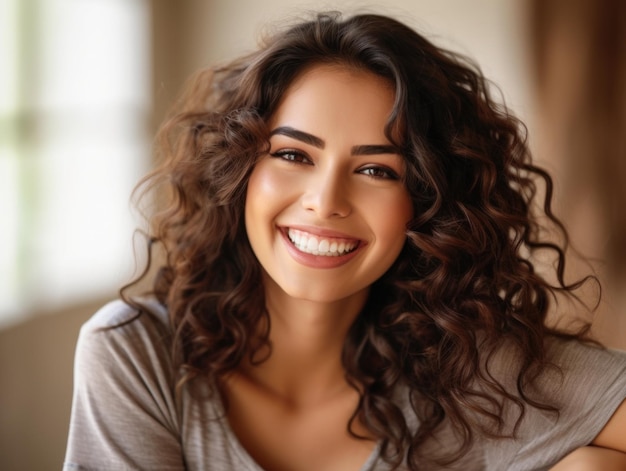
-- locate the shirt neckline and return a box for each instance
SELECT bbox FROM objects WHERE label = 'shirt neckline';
[211,387,382,471]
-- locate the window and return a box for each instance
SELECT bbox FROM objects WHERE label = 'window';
[0,0,151,326]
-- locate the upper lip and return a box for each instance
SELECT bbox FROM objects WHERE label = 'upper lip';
[280,224,364,242]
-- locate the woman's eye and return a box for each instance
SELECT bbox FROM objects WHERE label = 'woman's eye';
[359,166,400,180]
[270,150,312,164]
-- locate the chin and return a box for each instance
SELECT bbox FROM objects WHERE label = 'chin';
[279,281,369,306]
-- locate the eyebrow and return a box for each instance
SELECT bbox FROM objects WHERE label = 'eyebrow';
[270,126,324,148]
[270,126,400,156]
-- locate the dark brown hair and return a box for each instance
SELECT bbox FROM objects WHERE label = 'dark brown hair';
[123,12,594,469]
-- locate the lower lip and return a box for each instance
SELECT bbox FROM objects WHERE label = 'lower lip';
[280,230,363,269]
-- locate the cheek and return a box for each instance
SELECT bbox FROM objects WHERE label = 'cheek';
[377,195,413,262]
[245,167,272,264]
[247,160,296,200]
[247,163,273,203]
[245,162,293,229]
[245,168,266,229]
[366,191,413,238]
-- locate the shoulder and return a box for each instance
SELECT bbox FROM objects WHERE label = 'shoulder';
[480,336,626,423]
[544,338,626,429]
[82,297,169,332]
[78,298,171,349]
[479,335,626,388]
[545,336,626,368]
[481,337,626,469]
[541,337,626,399]
[65,299,187,470]
[74,298,175,385]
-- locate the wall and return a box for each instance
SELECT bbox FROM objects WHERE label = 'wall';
[151,0,532,129]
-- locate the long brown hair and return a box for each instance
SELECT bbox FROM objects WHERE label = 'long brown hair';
[123,12,594,469]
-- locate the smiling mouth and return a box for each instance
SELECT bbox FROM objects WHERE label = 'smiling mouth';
[286,228,360,256]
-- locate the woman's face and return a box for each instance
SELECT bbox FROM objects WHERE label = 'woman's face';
[245,64,413,305]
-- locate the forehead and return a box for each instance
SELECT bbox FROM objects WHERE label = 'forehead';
[268,64,396,138]
[288,62,394,92]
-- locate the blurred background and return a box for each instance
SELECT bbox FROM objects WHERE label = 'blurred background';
[0,0,624,469]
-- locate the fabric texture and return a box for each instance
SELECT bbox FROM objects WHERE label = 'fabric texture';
[63,300,626,470]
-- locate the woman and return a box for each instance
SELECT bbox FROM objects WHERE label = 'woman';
[64,12,626,470]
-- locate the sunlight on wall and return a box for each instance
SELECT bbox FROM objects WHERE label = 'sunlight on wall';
[0,0,151,327]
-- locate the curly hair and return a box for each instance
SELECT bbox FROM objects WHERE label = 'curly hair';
[122,11,595,470]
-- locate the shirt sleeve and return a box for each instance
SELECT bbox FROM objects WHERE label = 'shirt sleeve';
[484,338,626,471]
[63,300,186,471]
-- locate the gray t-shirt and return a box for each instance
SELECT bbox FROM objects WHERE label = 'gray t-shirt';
[63,300,626,470]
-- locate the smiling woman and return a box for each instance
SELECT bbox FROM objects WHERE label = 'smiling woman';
[246,65,412,304]
[63,11,626,471]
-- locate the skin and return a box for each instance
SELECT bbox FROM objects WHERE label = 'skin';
[227,64,626,471]
[592,399,626,452]
[550,446,626,471]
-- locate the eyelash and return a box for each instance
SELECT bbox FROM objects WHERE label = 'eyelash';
[270,149,312,164]
[270,149,400,181]
[358,166,400,181]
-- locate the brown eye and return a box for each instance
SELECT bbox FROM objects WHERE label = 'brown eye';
[270,150,313,165]
[358,166,399,180]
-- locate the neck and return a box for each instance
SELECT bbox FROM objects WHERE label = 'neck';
[238,275,369,405]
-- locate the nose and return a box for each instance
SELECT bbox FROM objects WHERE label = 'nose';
[301,168,352,218]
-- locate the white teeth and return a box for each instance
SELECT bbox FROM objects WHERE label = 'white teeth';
[306,237,318,252]
[287,228,358,256]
